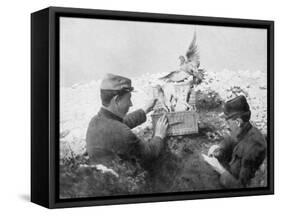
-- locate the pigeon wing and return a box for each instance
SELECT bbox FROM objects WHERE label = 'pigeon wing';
[159,70,189,82]
[185,32,200,68]
[159,70,178,81]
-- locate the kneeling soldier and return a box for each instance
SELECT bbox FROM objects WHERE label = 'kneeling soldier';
[207,95,266,188]
[86,73,168,167]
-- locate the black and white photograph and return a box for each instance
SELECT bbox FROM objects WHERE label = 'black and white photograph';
[1,0,281,214]
[58,15,270,199]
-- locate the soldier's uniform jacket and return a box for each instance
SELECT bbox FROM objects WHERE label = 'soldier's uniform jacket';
[217,122,266,188]
[86,107,163,164]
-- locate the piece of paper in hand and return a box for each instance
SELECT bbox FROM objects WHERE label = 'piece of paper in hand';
[201,153,225,174]
[202,153,213,165]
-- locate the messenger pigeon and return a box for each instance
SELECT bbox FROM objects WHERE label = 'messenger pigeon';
[159,32,205,83]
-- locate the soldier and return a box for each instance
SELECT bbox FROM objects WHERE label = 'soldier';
[207,95,266,188]
[86,73,168,167]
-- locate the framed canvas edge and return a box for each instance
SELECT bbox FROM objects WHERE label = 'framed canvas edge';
[40,6,274,209]
[31,8,51,208]
[50,189,274,209]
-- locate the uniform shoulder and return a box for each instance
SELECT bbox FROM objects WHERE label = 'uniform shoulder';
[88,113,125,131]
[248,126,266,148]
[242,125,266,161]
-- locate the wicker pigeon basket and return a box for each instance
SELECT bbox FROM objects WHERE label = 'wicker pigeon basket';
[151,111,199,136]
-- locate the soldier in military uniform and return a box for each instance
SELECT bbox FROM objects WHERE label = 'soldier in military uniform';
[207,95,266,188]
[86,73,168,167]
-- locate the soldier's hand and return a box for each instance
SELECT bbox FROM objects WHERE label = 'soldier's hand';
[155,114,168,139]
[143,98,157,114]
[208,144,221,158]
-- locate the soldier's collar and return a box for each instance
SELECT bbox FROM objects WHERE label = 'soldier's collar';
[237,122,253,142]
[99,107,123,122]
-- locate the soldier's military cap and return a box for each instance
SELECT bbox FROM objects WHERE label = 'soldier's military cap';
[222,95,250,120]
[100,73,134,92]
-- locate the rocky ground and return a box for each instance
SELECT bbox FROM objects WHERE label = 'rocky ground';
[59,69,267,198]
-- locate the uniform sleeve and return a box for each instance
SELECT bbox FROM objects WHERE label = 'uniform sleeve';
[216,135,237,164]
[219,171,242,188]
[123,109,147,129]
[239,143,266,186]
[219,142,266,188]
[126,131,164,160]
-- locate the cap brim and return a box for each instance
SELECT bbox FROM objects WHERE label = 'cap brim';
[121,87,135,93]
[219,112,241,120]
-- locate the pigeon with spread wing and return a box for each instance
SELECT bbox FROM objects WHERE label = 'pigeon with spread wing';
[155,32,206,112]
[159,32,204,83]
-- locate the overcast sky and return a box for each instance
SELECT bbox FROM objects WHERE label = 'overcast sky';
[60,17,267,87]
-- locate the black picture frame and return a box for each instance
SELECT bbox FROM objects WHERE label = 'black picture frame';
[31,6,274,209]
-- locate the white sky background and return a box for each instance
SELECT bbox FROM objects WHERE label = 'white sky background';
[60,17,267,87]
